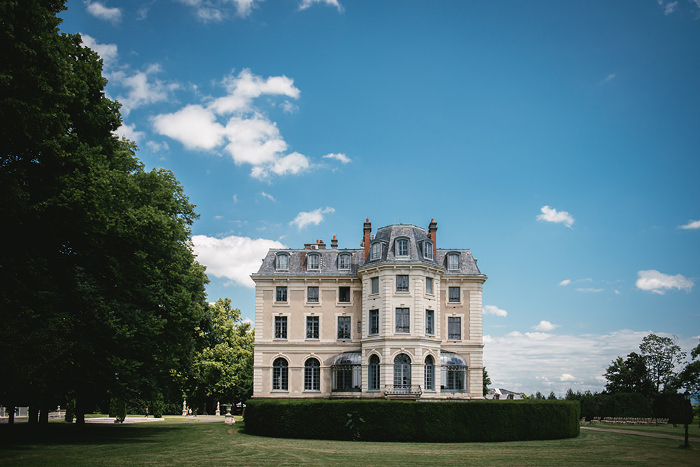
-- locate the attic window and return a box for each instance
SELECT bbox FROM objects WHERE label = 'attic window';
[423,241,433,260]
[447,253,460,270]
[370,242,382,261]
[308,253,320,271]
[339,253,351,270]
[276,253,289,271]
[396,238,409,257]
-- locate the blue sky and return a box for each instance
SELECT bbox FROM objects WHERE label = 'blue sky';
[60,0,700,396]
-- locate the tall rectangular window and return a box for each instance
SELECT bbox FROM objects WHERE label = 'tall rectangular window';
[447,253,460,270]
[369,309,379,335]
[370,242,381,260]
[337,316,351,339]
[274,316,287,339]
[396,239,409,256]
[306,316,319,339]
[448,317,461,340]
[423,242,433,259]
[308,254,320,270]
[338,286,350,303]
[395,308,410,333]
[426,277,433,294]
[371,277,379,294]
[448,286,460,303]
[396,275,409,292]
[307,286,319,303]
[276,286,287,303]
[339,254,351,270]
[276,254,289,270]
[425,310,434,335]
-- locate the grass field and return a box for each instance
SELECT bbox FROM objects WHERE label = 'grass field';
[1,419,699,466]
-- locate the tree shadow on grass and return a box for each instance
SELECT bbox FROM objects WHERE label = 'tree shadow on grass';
[0,423,190,450]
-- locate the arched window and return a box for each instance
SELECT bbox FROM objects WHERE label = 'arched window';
[304,358,320,391]
[307,253,320,271]
[395,238,409,257]
[370,242,382,261]
[368,355,380,391]
[447,253,460,270]
[393,353,411,391]
[276,253,289,270]
[440,352,467,393]
[272,358,288,391]
[338,253,351,270]
[424,355,435,391]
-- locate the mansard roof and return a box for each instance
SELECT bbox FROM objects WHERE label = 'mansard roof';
[252,222,483,277]
[254,248,363,276]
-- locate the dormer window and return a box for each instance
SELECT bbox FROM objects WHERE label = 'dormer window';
[447,253,460,270]
[423,241,433,260]
[308,253,320,271]
[338,253,351,270]
[370,242,382,261]
[276,253,289,270]
[396,238,409,257]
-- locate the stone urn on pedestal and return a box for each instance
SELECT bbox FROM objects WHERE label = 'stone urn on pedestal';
[222,404,234,424]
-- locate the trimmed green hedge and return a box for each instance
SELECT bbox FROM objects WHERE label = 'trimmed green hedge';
[244,399,580,442]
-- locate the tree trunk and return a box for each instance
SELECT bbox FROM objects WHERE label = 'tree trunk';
[28,406,39,424]
[39,406,49,424]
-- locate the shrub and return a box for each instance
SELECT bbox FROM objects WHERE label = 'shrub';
[244,399,579,442]
[653,393,693,424]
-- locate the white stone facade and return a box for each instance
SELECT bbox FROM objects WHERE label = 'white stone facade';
[252,220,487,400]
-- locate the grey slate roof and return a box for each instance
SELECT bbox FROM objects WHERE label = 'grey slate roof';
[252,223,483,276]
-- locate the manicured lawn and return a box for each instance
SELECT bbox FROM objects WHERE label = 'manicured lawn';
[1,420,698,466]
[585,421,700,439]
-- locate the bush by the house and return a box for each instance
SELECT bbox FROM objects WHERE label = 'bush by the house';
[244,399,580,442]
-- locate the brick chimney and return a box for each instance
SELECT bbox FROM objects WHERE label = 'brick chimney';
[331,235,338,249]
[317,239,326,249]
[363,219,372,260]
[428,219,437,257]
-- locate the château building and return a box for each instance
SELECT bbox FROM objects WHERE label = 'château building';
[251,219,487,400]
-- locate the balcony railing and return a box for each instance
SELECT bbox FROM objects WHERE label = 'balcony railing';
[384,385,422,399]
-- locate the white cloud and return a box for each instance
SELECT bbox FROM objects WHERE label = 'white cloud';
[536,205,574,228]
[484,330,698,397]
[534,320,560,332]
[635,269,694,295]
[79,36,178,115]
[559,279,571,286]
[153,105,224,150]
[678,220,700,230]
[177,0,261,21]
[576,288,604,293]
[323,153,351,164]
[290,207,335,230]
[80,34,118,68]
[146,141,169,153]
[114,64,180,115]
[299,0,343,12]
[483,305,508,317]
[114,123,144,142]
[664,1,678,15]
[153,69,316,180]
[260,191,275,202]
[601,73,616,84]
[192,234,285,288]
[86,2,122,23]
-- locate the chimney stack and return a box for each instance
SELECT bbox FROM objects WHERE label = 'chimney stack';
[363,219,372,260]
[331,235,338,249]
[428,219,437,257]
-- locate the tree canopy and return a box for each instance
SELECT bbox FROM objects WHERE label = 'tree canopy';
[1,0,208,421]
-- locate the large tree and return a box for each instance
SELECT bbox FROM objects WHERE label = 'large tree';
[0,1,208,422]
[639,333,686,393]
[189,298,254,411]
[604,352,654,396]
[678,342,700,399]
